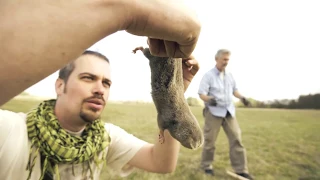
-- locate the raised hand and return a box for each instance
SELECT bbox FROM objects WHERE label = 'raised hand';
[126,0,201,58]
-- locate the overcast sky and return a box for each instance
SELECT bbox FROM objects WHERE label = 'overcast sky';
[26,0,320,102]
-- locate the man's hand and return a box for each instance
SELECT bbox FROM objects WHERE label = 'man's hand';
[208,98,217,106]
[182,55,199,91]
[241,97,251,106]
[125,0,201,58]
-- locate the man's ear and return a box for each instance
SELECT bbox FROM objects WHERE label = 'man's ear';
[55,78,65,96]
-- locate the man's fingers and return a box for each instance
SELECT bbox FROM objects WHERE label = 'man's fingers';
[184,59,197,66]
[184,59,200,72]
[164,40,177,57]
[148,38,196,58]
[149,38,177,57]
[183,61,194,71]
[148,38,165,57]
[148,38,160,55]
[183,60,194,70]
[148,36,199,58]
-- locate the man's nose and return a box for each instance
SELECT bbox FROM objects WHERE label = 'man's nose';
[92,82,105,95]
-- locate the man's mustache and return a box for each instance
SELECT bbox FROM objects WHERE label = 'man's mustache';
[83,95,105,106]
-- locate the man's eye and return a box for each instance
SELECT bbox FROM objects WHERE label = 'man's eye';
[103,81,110,87]
[83,76,94,80]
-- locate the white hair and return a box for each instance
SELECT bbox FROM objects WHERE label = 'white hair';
[215,49,231,59]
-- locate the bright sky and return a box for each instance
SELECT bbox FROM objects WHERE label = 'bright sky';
[26,0,320,102]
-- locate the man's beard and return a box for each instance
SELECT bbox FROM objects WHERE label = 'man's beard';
[79,95,105,123]
[79,108,101,123]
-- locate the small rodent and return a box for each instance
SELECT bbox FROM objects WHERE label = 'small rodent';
[133,46,203,149]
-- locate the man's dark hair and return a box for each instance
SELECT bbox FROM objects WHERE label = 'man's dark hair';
[58,50,110,83]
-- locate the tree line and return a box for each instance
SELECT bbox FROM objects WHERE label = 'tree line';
[237,93,320,109]
[187,93,320,109]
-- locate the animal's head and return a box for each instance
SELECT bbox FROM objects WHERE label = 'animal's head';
[158,107,204,149]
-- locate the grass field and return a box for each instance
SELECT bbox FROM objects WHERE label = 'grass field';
[1,98,320,180]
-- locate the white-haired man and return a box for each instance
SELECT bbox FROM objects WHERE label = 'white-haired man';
[198,49,253,180]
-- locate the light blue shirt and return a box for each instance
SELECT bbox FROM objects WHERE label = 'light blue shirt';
[198,66,238,118]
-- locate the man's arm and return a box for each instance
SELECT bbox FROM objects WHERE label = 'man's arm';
[128,130,180,173]
[127,55,199,173]
[231,74,250,106]
[197,72,215,103]
[0,0,201,106]
[233,90,244,99]
[199,94,214,103]
[233,90,250,106]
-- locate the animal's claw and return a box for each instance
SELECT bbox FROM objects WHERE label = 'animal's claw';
[158,130,165,144]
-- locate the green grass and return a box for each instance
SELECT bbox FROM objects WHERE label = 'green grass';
[1,98,320,180]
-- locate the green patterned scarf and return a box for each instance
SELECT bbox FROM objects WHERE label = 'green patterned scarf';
[26,99,110,180]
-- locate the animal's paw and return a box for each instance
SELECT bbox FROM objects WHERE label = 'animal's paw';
[132,46,144,54]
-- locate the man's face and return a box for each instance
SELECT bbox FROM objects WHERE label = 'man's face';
[215,53,230,71]
[56,55,112,123]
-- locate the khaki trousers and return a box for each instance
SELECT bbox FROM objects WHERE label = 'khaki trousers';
[200,107,249,173]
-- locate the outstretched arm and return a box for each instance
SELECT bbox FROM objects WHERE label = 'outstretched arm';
[0,0,201,106]
[233,90,245,99]
[233,90,250,106]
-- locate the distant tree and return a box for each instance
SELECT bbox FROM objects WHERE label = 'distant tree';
[296,93,320,109]
[256,101,268,108]
[190,93,320,109]
[287,100,297,109]
[261,93,320,109]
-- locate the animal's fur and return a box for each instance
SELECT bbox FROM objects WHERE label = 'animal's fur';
[142,48,203,149]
